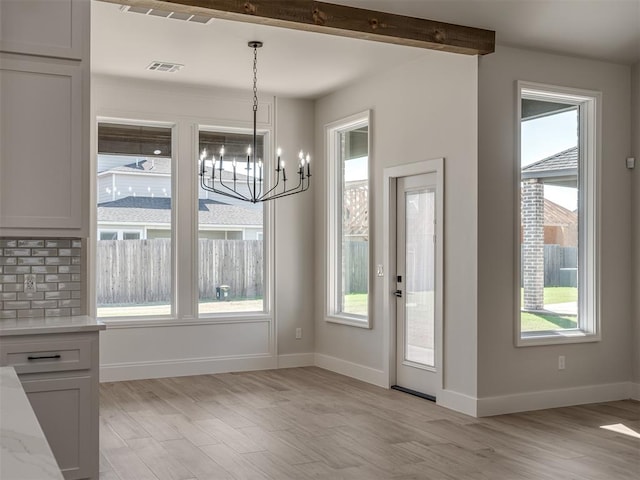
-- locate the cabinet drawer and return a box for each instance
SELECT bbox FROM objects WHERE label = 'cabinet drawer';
[0,339,92,374]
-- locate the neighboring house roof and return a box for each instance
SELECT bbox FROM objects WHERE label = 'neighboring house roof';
[521,147,577,182]
[98,196,262,226]
[542,198,576,226]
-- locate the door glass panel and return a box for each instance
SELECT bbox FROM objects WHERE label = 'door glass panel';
[404,188,436,367]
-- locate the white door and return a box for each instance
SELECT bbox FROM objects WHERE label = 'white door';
[395,173,440,399]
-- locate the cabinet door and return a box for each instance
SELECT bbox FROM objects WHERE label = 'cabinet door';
[0,56,83,230]
[0,0,87,59]
[21,376,93,480]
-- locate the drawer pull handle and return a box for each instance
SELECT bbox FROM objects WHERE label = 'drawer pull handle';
[27,354,62,361]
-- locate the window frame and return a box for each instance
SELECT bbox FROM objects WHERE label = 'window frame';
[325,110,372,328]
[195,124,274,320]
[94,118,177,322]
[98,229,144,240]
[515,81,601,346]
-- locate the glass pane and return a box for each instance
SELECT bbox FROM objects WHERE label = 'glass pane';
[340,126,369,316]
[404,189,435,367]
[197,130,265,315]
[520,102,579,332]
[96,123,172,318]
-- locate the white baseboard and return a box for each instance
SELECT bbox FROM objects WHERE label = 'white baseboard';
[277,353,315,369]
[632,382,640,401]
[477,381,634,417]
[437,389,478,417]
[100,354,277,382]
[314,353,387,388]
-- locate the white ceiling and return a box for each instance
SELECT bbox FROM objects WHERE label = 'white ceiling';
[91,0,640,99]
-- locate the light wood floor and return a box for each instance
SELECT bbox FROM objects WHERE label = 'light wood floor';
[99,367,640,480]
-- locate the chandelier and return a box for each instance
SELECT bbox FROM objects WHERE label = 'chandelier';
[199,41,311,203]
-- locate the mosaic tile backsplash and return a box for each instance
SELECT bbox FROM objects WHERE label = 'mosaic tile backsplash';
[0,238,84,319]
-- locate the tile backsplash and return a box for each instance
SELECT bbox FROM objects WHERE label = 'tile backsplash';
[0,238,85,319]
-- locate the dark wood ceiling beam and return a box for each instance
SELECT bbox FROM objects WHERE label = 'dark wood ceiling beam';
[102,0,495,55]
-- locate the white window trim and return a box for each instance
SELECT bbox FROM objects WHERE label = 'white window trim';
[195,124,274,320]
[515,81,601,347]
[325,110,372,328]
[93,118,177,323]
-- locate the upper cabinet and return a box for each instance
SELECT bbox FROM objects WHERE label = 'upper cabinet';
[0,0,86,59]
[0,0,89,237]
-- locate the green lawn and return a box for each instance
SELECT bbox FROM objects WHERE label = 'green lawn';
[344,293,368,316]
[521,311,577,331]
[520,286,577,331]
[520,286,577,305]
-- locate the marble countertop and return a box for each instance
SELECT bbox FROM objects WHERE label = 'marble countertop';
[0,366,64,480]
[0,315,105,336]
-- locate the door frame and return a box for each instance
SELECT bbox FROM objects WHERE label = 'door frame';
[382,159,444,393]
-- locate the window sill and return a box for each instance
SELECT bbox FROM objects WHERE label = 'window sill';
[325,314,371,329]
[100,313,272,329]
[517,329,600,347]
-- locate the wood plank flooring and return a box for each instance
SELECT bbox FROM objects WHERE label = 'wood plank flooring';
[99,367,640,479]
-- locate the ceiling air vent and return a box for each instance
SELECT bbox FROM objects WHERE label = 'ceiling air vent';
[119,5,214,24]
[147,62,184,73]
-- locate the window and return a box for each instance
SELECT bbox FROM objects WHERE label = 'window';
[98,230,142,240]
[326,111,371,327]
[517,82,600,345]
[96,122,173,318]
[197,129,267,315]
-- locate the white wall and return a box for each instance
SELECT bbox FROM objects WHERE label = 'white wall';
[274,98,316,364]
[314,51,479,410]
[92,76,315,380]
[477,46,633,412]
[632,62,640,393]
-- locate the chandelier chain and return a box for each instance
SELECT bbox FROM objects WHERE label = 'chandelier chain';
[253,45,258,113]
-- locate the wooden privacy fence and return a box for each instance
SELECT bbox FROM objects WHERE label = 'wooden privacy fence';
[520,245,578,287]
[198,239,263,300]
[96,239,263,305]
[343,240,368,294]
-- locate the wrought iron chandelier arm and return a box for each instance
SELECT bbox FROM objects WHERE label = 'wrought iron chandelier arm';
[259,169,283,199]
[260,180,308,202]
[202,169,252,202]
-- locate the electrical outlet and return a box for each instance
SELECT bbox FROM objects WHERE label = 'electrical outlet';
[295,327,302,339]
[558,355,566,370]
[24,274,37,293]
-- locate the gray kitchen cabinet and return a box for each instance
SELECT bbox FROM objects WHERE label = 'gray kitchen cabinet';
[21,376,93,479]
[0,329,101,480]
[0,0,89,236]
